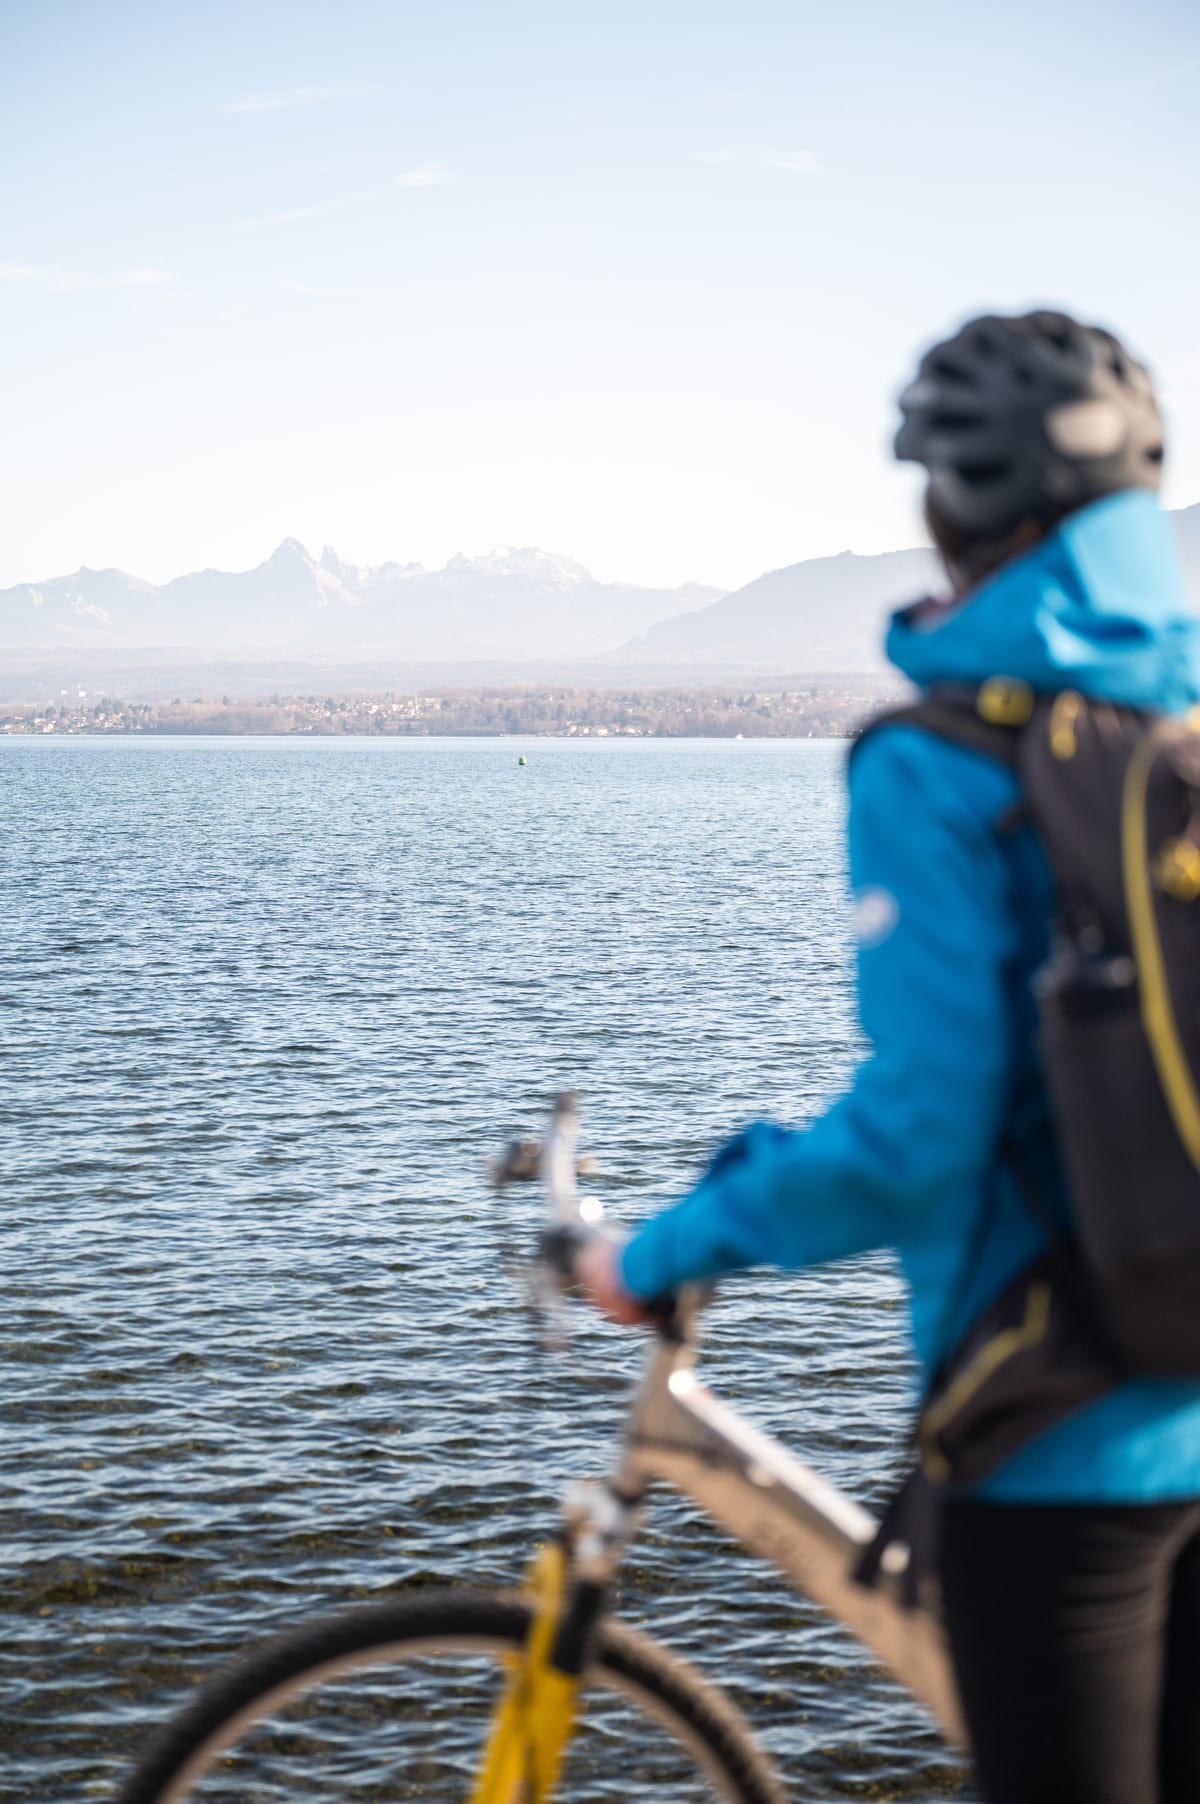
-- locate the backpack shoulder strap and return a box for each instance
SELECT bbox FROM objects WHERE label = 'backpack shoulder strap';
[852,677,1034,771]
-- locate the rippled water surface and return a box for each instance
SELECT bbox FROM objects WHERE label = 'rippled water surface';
[1,738,971,1801]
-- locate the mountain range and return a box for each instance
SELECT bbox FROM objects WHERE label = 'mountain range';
[0,542,721,663]
[3,504,1198,678]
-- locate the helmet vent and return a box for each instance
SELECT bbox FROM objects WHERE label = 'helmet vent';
[957,459,1010,489]
[929,408,986,431]
[930,356,974,386]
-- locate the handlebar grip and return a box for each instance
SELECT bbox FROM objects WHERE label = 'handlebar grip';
[536,1226,695,1340]
[538,1223,588,1275]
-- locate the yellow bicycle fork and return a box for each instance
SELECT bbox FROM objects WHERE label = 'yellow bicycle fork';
[469,1540,583,1804]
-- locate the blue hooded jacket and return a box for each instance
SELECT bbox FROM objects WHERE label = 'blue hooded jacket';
[621,490,1200,1503]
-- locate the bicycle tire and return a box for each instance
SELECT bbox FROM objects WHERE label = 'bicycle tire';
[117,1587,786,1804]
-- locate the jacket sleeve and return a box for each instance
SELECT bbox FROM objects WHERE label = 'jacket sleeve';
[620,727,1023,1299]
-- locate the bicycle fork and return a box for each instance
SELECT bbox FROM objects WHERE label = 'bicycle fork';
[469,1481,642,1804]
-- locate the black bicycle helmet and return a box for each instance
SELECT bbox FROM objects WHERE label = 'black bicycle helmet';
[894,310,1164,539]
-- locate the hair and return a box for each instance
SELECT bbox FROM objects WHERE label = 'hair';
[923,490,1067,593]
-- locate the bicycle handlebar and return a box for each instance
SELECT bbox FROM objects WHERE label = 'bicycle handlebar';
[491,1090,605,1272]
[491,1092,702,1338]
[539,1090,586,1221]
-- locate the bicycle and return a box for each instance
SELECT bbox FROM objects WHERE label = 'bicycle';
[117,1093,963,1802]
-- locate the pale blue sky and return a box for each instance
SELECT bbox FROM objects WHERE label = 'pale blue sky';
[2,0,1198,590]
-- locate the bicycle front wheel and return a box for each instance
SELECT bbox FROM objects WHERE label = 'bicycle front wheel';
[117,1588,785,1804]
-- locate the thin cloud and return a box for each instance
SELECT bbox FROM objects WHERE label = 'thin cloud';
[240,165,453,227]
[700,147,820,175]
[221,81,382,114]
[394,163,451,189]
[0,265,175,293]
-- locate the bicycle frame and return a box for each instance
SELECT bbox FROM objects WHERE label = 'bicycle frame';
[500,1094,966,1751]
[615,1334,964,1744]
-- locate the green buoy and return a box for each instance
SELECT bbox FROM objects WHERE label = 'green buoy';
[518,755,527,766]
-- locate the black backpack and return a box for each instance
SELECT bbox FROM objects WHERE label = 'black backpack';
[854,679,1200,1515]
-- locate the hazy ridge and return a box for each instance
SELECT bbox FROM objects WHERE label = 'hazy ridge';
[624,502,1200,670]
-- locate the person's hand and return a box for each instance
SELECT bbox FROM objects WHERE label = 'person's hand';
[575,1236,657,1327]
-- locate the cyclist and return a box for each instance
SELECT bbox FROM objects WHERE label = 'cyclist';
[581,310,1200,1803]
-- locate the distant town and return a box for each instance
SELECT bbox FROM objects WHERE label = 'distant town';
[1,683,901,739]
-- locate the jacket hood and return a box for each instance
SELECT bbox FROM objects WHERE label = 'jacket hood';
[886,491,1200,713]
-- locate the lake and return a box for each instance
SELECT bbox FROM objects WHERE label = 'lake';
[0,737,970,1800]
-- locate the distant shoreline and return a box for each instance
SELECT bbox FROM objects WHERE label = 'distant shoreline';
[2,728,862,741]
[1,682,903,740]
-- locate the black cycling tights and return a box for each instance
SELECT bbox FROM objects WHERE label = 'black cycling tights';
[941,1497,1200,1804]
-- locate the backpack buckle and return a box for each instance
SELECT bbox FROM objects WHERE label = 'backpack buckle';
[977,677,1034,726]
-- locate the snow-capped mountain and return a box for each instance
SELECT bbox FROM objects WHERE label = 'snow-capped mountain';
[0,540,722,660]
[444,547,593,586]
